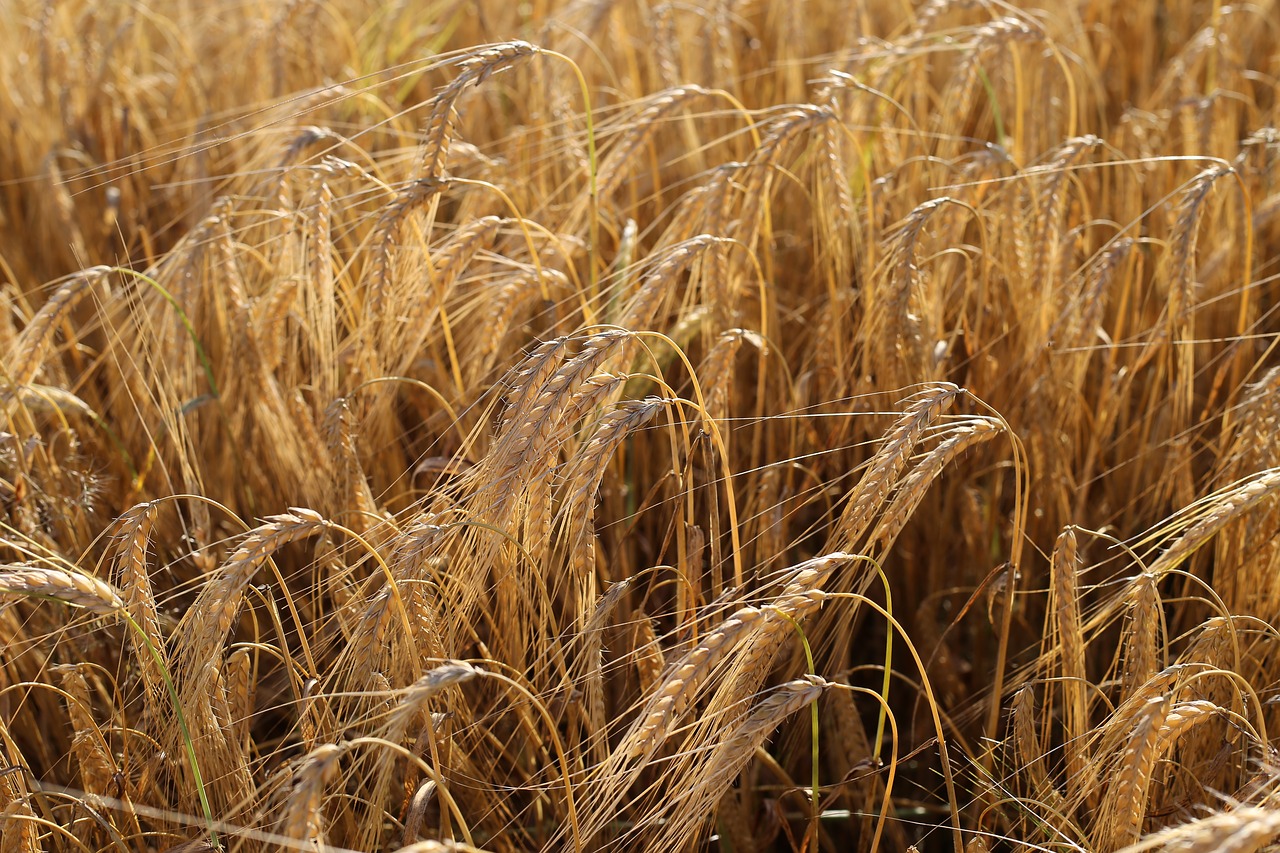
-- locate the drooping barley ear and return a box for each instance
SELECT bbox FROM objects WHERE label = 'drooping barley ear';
[699,329,753,429]
[1060,237,1135,358]
[0,797,39,853]
[206,658,236,738]
[647,676,830,851]
[869,198,956,379]
[569,578,634,762]
[711,554,846,730]
[433,216,508,284]
[869,418,1004,554]
[6,267,108,388]
[486,331,631,506]
[420,41,539,180]
[1221,367,1280,473]
[620,605,768,762]
[612,235,719,338]
[832,384,962,552]
[281,743,345,845]
[385,662,481,742]
[111,502,167,712]
[369,662,478,841]
[225,647,254,753]
[498,336,570,431]
[350,528,448,682]
[1094,696,1169,852]
[651,4,679,88]
[1120,806,1280,853]
[1051,525,1089,800]
[596,87,710,200]
[631,611,665,693]
[558,399,666,593]
[0,714,37,853]
[54,665,115,799]
[1029,137,1101,336]
[404,572,447,670]
[1147,469,1280,580]
[1010,686,1063,813]
[559,371,631,428]
[289,389,334,473]
[730,106,837,258]
[254,276,299,372]
[1165,168,1230,505]
[1119,574,1161,705]
[1158,700,1220,747]
[813,79,856,228]
[400,215,509,374]
[729,589,829,689]
[174,509,327,686]
[472,273,569,387]
[365,176,449,325]
[723,675,830,760]
[324,397,381,530]
[0,566,124,616]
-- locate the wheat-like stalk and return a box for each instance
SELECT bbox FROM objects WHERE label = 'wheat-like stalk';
[5,267,108,389]
[174,509,327,684]
[1114,806,1280,853]
[0,565,124,615]
[1094,695,1169,852]
[1148,469,1280,579]
[281,742,346,844]
[621,604,767,761]
[1051,525,1090,801]
[833,384,962,551]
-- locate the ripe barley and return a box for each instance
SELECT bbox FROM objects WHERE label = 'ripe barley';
[833,384,962,551]
[1148,469,1280,579]
[0,566,123,615]
[622,605,767,761]
[110,502,168,709]
[1095,696,1169,852]
[174,509,327,685]
[1052,525,1090,800]
[281,743,345,844]
[6,267,108,388]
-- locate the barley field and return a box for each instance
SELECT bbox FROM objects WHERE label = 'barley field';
[1,1,1278,851]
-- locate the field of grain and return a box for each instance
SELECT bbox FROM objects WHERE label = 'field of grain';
[1,1,1278,851]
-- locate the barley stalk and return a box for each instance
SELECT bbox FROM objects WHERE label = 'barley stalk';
[833,384,962,551]
[1095,696,1169,852]
[1148,469,1280,579]
[6,268,107,388]
[112,501,167,712]
[281,743,345,844]
[1052,525,1090,800]
[174,509,327,684]
[621,604,768,761]
[0,566,124,615]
